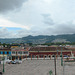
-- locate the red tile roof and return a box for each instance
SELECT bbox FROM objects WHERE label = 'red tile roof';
[29,47,69,51]
[68,47,75,51]
[12,48,29,52]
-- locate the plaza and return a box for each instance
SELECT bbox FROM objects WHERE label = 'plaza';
[0,58,75,75]
[2,59,63,75]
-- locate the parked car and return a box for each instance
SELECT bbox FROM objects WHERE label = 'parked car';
[14,60,22,64]
[6,59,12,64]
[10,61,16,64]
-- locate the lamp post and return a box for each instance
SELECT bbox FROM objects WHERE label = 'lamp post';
[63,61,65,75]
[61,48,63,66]
[57,50,59,59]
[3,53,5,72]
[54,55,56,75]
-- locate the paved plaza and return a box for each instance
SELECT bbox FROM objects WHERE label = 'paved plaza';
[1,59,75,75]
[64,62,75,75]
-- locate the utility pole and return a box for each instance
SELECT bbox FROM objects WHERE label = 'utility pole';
[54,55,56,75]
[63,61,65,75]
[57,50,59,59]
[3,54,5,72]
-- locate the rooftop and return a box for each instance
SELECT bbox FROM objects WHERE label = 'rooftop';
[29,47,69,51]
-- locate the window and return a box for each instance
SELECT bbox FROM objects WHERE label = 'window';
[12,51,15,54]
[24,51,28,54]
[18,51,22,54]
[18,51,20,54]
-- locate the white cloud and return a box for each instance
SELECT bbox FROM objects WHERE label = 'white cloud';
[0,17,30,30]
[0,0,75,38]
[0,27,14,38]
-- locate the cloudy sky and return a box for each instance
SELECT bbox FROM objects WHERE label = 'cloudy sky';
[0,0,75,38]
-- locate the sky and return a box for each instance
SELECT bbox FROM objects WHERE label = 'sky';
[0,0,75,38]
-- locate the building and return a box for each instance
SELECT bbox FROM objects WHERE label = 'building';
[0,48,11,61]
[29,47,72,59]
[11,45,19,48]
[67,47,75,57]
[11,47,29,60]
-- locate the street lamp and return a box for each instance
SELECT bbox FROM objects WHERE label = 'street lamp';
[61,48,63,66]
[57,50,59,59]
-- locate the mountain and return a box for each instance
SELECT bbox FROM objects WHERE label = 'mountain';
[0,34,75,44]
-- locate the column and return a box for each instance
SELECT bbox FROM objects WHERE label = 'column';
[50,55,51,60]
[31,54,32,60]
[56,54,57,59]
[37,55,38,60]
[22,55,24,59]
[15,56,16,60]
[11,56,12,60]
[21,56,23,60]
[18,56,19,60]
[26,55,27,60]
[43,55,45,60]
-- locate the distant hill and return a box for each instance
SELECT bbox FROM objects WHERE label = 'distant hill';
[0,34,75,44]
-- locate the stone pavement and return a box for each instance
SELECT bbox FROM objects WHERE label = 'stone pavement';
[0,64,2,72]
[3,59,63,75]
[64,62,75,75]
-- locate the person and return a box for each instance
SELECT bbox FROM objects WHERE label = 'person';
[66,56,69,60]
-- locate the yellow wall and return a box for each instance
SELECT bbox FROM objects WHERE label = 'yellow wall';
[11,46,18,48]
[0,55,7,57]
